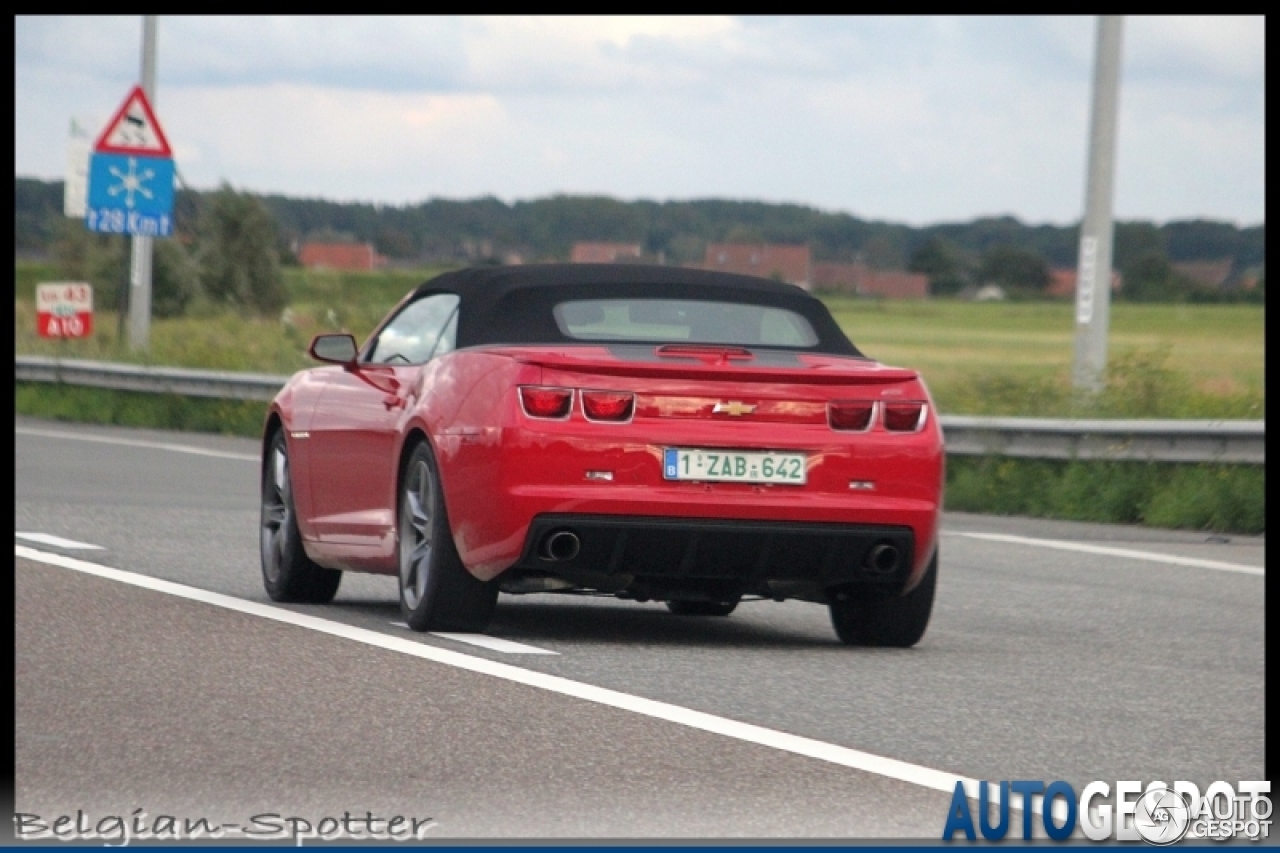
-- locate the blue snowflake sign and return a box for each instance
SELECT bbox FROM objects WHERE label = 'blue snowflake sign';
[86,152,175,236]
[84,86,175,237]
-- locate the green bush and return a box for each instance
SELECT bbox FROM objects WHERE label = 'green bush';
[941,344,1262,420]
[945,456,1263,534]
[14,259,59,301]
[16,383,267,437]
[197,184,287,314]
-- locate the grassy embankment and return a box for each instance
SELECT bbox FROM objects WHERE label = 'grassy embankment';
[15,263,1265,533]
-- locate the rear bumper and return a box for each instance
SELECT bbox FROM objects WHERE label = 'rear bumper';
[440,415,944,587]
[510,513,916,595]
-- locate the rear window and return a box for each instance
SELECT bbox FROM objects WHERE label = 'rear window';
[553,298,819,348]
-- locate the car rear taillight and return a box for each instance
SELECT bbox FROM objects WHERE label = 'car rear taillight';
[519,386,573,419]
[884,402,927,432]
[582,390,635,422]
[828,401,875,431]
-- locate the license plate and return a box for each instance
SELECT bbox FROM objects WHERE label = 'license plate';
[663,448,806,484]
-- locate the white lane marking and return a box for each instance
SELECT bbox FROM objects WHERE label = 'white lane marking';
[16,544,1056,820]
[388,622,559,654]
[15,532,103,550]
[431,632,559,655]
[15,426,258,462]
[944,531,1263,576]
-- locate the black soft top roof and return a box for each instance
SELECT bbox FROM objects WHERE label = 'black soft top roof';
[411,263,862,356]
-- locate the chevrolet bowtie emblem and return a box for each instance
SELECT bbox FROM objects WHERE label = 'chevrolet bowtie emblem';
[713,401,757,416]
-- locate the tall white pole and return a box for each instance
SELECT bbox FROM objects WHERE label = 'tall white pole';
[128,15,157,351]
[1072,16,1123,392]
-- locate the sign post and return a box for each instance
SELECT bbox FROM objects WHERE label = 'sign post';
[85,16,167,351]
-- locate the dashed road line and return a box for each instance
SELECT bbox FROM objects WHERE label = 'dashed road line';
[388,623,559,654]
[15,532,103,550]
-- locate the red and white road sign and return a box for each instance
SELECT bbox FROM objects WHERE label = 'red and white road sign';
[93,85,172,158]
[36,282,94,339]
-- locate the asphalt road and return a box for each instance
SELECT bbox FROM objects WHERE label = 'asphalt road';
[13,416,1266,841]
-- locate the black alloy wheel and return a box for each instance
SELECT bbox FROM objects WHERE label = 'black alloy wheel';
[398,440,498,632]
[260,430,342,603]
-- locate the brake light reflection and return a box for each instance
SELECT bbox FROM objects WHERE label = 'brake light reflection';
[582,390,635,422]
[884,402,927,432]
[519,386,573,419]
[828,401,875,431]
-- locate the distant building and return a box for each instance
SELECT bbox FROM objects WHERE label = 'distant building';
[570,242,643,263]
[702,243,811,289]
[299,242,383,272]
[1172,259,1234,291]
[1046,267,1123,299]
[811,262,928,299]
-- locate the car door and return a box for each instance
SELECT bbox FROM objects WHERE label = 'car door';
[307,293,460,548]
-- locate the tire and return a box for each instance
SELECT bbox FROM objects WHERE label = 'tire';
[666,599,739,617]
[398,440,497,632]
[829,551,937,647]
[260,430,342,603]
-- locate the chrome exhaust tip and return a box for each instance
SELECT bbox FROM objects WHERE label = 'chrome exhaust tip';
[539,530,581,562]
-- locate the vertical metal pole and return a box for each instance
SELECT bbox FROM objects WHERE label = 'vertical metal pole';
[117,246,130,343]
[1072,16,1123,392]
[128,14,157,351]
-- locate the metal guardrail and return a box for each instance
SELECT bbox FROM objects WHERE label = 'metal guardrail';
[15,355,1265,464]
[16,355,285,402]
[940,415,1263,464]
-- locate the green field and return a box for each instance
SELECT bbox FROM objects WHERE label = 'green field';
[825,297,1264,418]
[14,263,1265,418]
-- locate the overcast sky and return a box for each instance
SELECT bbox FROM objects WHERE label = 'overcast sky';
[14,15,1265,228]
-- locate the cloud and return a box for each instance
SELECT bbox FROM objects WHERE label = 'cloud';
[1125,15,1265,82]
[14,15,1264,226]
[165,84,508,201]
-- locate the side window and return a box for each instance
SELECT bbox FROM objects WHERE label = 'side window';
[366,293,460,364]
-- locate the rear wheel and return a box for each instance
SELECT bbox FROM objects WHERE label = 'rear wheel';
[260,430,342,603]
[829,551,936,647]
[666,599,739,617]
[399,441,497,632]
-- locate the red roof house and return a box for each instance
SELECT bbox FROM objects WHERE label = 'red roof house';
[570,242,643,263]
[1046,267,1123,299]
[299,242,384,272]
[702,244,811,289]
[812,262,928,299]
[1172,259,1234,290]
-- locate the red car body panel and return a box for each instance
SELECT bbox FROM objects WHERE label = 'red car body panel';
[265,264,945,603]
[271,344,943,589]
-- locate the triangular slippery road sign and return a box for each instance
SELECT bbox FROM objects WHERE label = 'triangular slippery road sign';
[93,85,173,158]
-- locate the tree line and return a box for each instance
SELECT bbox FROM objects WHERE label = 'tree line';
[14,177,1265,312]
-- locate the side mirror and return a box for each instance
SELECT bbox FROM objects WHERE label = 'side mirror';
[308,333,358,365]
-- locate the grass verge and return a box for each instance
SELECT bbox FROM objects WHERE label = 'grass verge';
[16,382,268,437]
[16,383,1265,535]
[946,456,1264,535]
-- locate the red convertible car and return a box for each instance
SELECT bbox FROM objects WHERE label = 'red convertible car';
[260,264,944,646]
